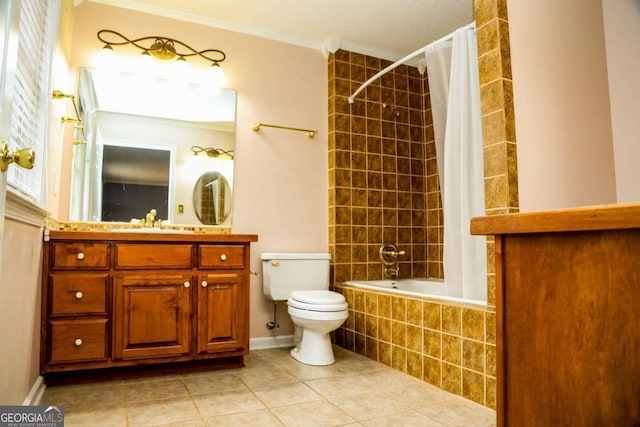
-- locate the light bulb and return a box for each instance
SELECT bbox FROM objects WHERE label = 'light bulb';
[169,56,191,82]
[205,63,228,87]
[136,51,156,77]
[93,45,117,71]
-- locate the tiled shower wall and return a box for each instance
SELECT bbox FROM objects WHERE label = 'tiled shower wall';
[327,0,516,411]
[327,50,444,283]
[327,50,496,408]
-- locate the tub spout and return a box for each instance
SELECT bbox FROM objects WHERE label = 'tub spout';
[384,266,399,279]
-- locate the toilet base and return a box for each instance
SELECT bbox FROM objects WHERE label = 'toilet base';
[289,329,336,366]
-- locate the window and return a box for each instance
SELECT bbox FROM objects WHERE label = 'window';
[8,0,59,204]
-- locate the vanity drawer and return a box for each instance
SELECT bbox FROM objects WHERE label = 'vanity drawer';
[50,274,108,316]
[199,245,245,269]
[49,319,107,363]
[115,243,193,269]
[51,243,110,269]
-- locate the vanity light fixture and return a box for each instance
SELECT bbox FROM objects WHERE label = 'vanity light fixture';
[52,90,86,145]
[191,145,234,159]
[97,30,227,87]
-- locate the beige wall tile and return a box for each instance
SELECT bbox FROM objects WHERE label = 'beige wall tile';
[478,49,502,86]
[407,351,423,380]
[391,296,407,322]
[392,345,407,373]
[365,293,378,315]
[378,295,391,319]
[365,314,378,339]
[442,305,462,335]
[486,376,497,410]
[442,335,462,365]
[462,340,485,372]
[423,302,441,330]
[424,329,441,358]
[378,318,391,342]
[407,325,423,353]
[462,309,485,341]
[476,19,499,56]
[378,342,392,367]
[406,299,423,326]
[391,321,407,347]
[462,369,486,405]
[485,311,496,345]
[475,0,498,26]
[486,344,497,378]
[424,356,441,387]
[442,363,462,395]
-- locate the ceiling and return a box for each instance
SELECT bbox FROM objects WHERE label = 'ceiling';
[87,0,475,63]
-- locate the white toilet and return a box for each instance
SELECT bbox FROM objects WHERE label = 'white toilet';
[261,253,348,365]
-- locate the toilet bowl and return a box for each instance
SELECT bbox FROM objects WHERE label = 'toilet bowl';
[261,253,348,366]
[287,290,348,365]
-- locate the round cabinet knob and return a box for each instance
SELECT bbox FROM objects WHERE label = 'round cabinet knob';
[75,291,83,299]
[74,338,83,346]
[201,281,208,288]
[77,252,85,260]
[183,281,190,288]
[220,254,227,261]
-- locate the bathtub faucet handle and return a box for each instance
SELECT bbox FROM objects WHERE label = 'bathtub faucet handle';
[379,244,405,265]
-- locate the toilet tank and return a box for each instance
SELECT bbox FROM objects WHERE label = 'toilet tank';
[261,253,331,301]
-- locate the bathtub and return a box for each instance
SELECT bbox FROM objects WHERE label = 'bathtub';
[343,279,486,307]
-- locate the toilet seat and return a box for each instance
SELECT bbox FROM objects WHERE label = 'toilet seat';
[288,305,349,321]
[288,290,347,312]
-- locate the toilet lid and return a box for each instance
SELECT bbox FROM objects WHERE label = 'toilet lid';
[288,290,348,312]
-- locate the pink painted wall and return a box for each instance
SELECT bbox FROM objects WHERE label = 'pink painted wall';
[602,0,640,203]
[508,0,617,211]
[67,2,328,340]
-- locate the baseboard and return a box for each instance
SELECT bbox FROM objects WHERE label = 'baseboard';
[23,375,46,405]
[249,335,294,350]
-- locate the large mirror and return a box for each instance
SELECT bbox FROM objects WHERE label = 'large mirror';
[70,68,236,226]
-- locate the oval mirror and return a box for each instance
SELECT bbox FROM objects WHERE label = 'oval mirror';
[193,171,232,225]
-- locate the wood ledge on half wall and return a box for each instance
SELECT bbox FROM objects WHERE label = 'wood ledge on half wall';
[471,202,640,235]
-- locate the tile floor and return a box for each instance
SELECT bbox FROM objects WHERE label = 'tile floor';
[41,346,496,426]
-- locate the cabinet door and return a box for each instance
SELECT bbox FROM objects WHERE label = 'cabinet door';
[197,273,247,354]
[113,274,192,360]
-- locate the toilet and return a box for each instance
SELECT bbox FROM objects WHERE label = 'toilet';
[261,253,348,365]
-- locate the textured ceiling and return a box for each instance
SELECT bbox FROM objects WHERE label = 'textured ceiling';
[87,0,475,62]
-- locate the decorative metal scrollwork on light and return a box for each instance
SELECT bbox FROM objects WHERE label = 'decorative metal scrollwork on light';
[96,30,227,87]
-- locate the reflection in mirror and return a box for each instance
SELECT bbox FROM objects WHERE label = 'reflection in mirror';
[193,171,232,225]
[70,67,236,225]
[101,144,171,222]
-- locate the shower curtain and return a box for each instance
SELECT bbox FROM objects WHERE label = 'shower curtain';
[425,25,487,302]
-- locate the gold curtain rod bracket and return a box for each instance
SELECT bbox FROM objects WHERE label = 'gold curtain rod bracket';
[252,123,317,139]
[53,89,87,144]
[52,90,75,99]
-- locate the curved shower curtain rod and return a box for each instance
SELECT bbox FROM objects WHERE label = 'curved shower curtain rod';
[347,21,475,104]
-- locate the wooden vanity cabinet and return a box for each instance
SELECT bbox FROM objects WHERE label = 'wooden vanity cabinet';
[113,274,192,360]
[197,272,245,353]
[41,231,258,375]
[197,244,248,354]
[471,203,640,427]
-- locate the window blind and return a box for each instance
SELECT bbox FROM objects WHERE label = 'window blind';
[8,0,58,204]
